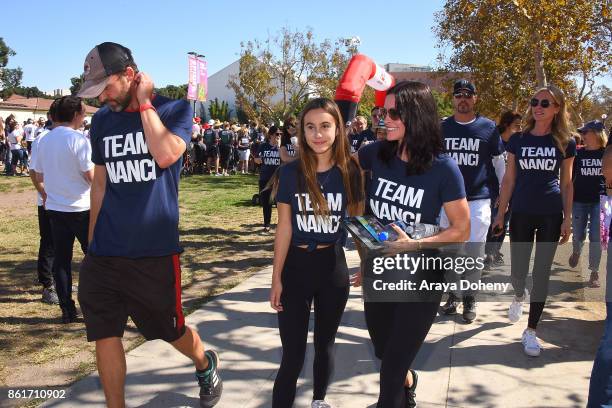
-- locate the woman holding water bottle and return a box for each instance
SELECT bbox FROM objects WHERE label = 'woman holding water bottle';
[355,81,470,408]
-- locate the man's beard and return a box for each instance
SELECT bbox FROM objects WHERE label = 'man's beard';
[456,102,473,114]
[106,91,132,112]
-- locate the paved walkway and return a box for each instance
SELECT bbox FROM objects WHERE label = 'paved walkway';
[42,249,606,408]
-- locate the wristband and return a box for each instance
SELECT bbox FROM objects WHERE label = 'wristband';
[139,103,156,113]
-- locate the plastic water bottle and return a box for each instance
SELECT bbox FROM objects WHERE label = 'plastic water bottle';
[404,223,440,240]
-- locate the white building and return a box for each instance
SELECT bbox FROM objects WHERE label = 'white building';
[0,94,97,124]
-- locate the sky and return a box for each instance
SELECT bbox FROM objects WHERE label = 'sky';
[3,0,610,92]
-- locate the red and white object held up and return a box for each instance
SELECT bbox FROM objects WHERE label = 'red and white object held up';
[334,54,395,124]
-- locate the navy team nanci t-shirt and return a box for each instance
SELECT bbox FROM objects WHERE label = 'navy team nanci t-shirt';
[89,95,192,258]
[573,147,604,203]
[276,160,347,247]
[258,142,280,181]
[506,132,576,214]
[358,141,466,226]
[282,141,297,158]
[442,115,502,200]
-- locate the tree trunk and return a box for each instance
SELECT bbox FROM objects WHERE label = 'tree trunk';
[533,35,547,87]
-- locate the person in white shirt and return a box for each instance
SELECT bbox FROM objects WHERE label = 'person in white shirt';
[23,118,37,154]
[37,96,94,323]
[8,121,28,175]
[29,103,59,305]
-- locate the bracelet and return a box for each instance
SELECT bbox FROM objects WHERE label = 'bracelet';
[139,103,156,113]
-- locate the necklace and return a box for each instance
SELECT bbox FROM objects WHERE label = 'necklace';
[318,169,332,191]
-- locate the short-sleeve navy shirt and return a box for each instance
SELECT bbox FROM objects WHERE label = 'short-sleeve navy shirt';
[89,95,192,258]
[442,116,502,200]
[573,147,604,203]
[276,160,347,247]
[258,142,280,181]
[506,132,576,214]
[358,141,466,226]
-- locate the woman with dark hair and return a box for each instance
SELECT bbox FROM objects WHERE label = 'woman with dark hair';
[270,97,363,408]
[356,81,469,407]
[493,85,575,357]
[254,126,281,232]
[36,95,93,323]
[484,111,522,265]
[280,115,298,163]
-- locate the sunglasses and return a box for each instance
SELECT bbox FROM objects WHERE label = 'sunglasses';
[530,98,553,108]
[453,92,474,99]
[380,107,400,120]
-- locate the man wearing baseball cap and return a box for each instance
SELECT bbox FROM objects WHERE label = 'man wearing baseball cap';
[77,42,222,408]
[439,79,505,323]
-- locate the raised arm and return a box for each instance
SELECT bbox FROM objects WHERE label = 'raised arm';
[136,73,187,169]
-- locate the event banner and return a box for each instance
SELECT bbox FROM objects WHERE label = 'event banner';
[187,55,198,101]
[196,58,208,102]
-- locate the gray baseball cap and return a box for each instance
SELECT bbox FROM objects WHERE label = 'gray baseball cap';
[77,42,136,98]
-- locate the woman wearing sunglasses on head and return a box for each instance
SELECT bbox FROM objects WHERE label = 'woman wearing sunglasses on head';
[254,126,282,232]
[492,85,576,357]
[280,115,299,163]
[270,98,363,408]
[356,81,469,407]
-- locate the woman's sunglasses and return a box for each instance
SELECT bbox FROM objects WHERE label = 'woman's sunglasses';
[379,107,400,120]
[530,98,553,108]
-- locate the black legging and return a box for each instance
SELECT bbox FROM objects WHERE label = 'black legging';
[259,178,273,227]
[272,245,350,408]
[509,212,562,329]
[364,300,440,407]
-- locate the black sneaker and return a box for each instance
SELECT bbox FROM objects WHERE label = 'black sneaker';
[197,350,223,408]
[42,286,59,305]
[404,369,418,408]
[493,253,504,266]
[440,293,458,315]
[462,296,476,323]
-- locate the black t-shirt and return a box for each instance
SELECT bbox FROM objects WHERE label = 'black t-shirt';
[358,141,466,225]
[276,160,347,247]
[573,147,604,203]
[203,129,217,145]
[506,132,576,214]
[219,129,234,144]
[258,142,280,181]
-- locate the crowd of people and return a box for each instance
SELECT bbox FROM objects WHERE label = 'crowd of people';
[1,40,610,408]
[0,115,90,177]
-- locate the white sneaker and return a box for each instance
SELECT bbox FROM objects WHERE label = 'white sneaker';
[312,401,332,408]
[508,289,528,323]
[521,328,542,357]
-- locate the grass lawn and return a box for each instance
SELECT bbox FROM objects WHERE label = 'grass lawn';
[0,172,275,406]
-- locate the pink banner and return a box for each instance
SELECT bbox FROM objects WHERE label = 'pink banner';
[196,58,208,102]
[187,55,198,100]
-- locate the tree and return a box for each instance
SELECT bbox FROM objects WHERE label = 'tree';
[228,26,361,124]
[434,0,611,118]
[69,76,82,96]
[432,90,454,118]
[155,84,188,100]
[0,37,22,93]
[208,98,232,121]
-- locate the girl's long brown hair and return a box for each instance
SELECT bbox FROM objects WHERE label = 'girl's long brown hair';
[296,98,364,217]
